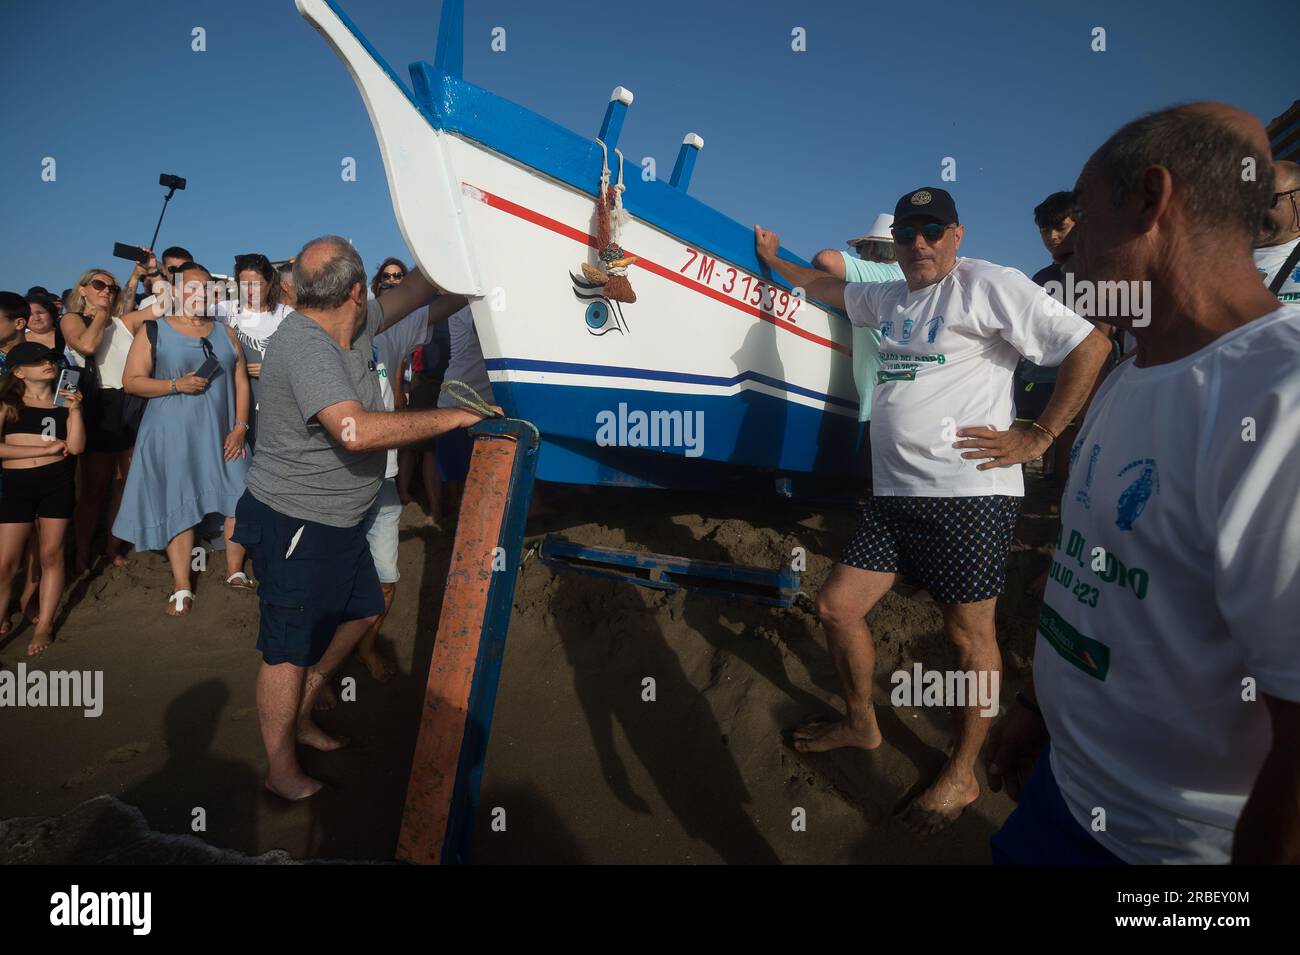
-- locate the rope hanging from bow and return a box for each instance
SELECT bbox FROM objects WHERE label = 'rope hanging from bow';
[579,139,637,303]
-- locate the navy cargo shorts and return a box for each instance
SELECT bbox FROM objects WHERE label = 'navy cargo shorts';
[232,491,385,667]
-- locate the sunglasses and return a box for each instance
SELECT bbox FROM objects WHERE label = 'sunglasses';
[380,271,405,280]
[88,279,120,293]
[1271,187,1300,208]
[891,223,955,246]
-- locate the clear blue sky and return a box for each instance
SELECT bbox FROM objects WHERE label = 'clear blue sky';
[1,0,1293,293]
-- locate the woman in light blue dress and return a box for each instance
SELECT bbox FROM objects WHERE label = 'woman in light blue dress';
[114,264,252,615]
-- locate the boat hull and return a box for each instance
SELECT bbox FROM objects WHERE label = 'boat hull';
[448,137,862,486]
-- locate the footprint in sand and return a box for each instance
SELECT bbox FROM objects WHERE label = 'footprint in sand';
[62,741,151,788]
[106,741,150,763]
[62,765,99,789]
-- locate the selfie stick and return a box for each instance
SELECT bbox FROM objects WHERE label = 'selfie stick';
[149,182,181,253]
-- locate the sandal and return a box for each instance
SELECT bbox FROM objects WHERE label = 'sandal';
[166,590,194,616]
[225,572,257,591]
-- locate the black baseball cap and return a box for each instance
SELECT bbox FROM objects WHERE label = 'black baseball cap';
[893,187,959,226]
[4,341,60,368]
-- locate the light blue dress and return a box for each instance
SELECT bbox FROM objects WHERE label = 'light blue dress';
[113,319,249,551]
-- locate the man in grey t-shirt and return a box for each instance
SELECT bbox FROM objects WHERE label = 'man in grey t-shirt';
[245,297,388,526]
[233,235,493,801]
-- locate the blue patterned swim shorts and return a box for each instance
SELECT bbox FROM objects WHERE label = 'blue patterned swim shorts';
[840,495,1021,604]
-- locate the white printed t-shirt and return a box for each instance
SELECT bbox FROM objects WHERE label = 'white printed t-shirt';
[213,300,292,355]
[373,306,429,479]
[843,257,1093,497]
[1254,236,1300,303]
[1034,305,1300,864]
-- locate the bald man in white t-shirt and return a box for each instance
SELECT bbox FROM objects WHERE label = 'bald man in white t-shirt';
[756,188,1112,833]
[986,103,1300,865]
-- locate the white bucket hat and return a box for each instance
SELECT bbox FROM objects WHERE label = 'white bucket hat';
[848,213,895,246]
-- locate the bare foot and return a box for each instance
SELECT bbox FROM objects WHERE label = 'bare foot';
[295,718,349,752]
[264,772,323,801]
[791,714,883,753]
[357,646,395,683]
[313,680,339,711]
[27,632,53,657]
[111,553,130,568]
[899,769,981,835]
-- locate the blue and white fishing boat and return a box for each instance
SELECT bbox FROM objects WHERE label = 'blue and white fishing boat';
[298,0,861,489]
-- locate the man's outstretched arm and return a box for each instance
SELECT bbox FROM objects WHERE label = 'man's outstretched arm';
[316,399,493,453]
[755,226,848,311]
[377,268,440,333]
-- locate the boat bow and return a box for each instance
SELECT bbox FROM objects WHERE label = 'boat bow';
[295,0,482,294]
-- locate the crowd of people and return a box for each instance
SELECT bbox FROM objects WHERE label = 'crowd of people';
[3,98,1297,864]
[0,242,491,662]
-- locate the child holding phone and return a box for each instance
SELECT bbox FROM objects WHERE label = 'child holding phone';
[0,342,85,655]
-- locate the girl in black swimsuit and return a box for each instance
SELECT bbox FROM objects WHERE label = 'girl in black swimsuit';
[0,342,85,656]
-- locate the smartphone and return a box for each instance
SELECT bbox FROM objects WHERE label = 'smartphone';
[54,367,81,407]
[113,242,150,264]
[195,356,221,380]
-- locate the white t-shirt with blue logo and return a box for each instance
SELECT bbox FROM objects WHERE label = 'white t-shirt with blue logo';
[1035,305,1300,864]
[842,257,1093,497]
[1254,236,1300,303]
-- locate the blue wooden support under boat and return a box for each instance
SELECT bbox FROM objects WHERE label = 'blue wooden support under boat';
[539,535,801,608]
[397,418,538,865]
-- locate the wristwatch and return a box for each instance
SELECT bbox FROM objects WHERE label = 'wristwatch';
[169,378,177,395]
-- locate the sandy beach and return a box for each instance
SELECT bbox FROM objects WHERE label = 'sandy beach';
[0,470,1060,864]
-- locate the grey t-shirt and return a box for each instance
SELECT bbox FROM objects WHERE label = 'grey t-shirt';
[245,299,387,527]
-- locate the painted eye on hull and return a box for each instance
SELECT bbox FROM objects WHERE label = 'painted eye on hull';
[571,272,629,336]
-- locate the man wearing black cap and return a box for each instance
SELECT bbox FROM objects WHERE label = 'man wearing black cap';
[755,187,1111,833]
